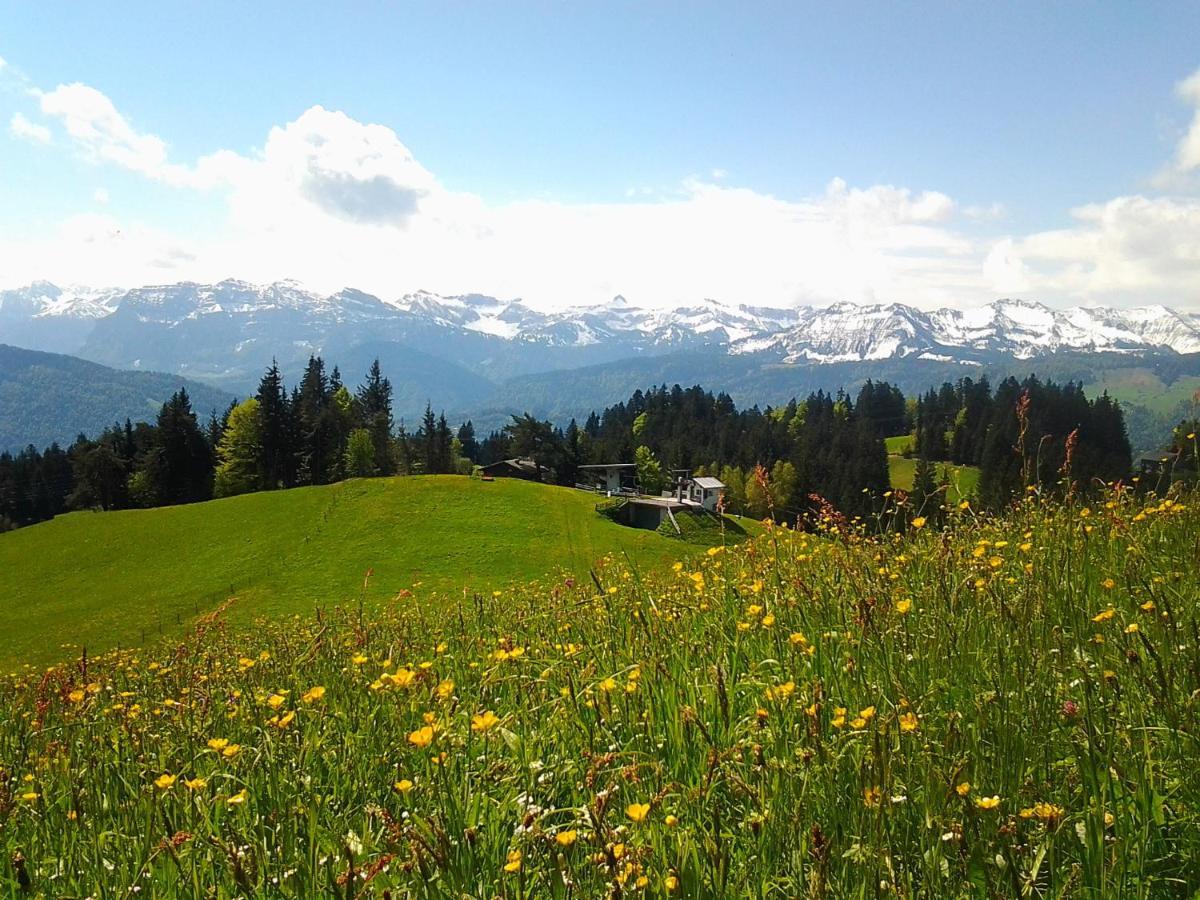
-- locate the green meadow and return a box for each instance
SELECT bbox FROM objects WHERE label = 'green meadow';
[0,476,745,668]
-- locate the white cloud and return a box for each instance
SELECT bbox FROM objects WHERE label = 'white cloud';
[9,112,51,144]
[1172,68,1200,173]
[993,195,1200,306]
[94,187,110,205]
[34,82,213,187]
[3,76,1200,312]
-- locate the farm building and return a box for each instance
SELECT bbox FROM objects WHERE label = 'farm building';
[675,475,725,511]
[478,457,547,482]
[579,463,638,495]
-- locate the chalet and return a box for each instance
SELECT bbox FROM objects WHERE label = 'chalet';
[686,476,726,511]
[579,463,638,495]
[478,457,546,482]
[1136,450,1181,478]
[664,471,726,512]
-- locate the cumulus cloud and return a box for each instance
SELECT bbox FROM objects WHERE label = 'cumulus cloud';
[1172,68,1200,174]
[9,112,50,144]
[994,195,1200,306]
[36,83,180,180]
[4,74,1200,311]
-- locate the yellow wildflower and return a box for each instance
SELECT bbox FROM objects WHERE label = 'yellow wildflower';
[408,725,434,748]
[471,710,501,733]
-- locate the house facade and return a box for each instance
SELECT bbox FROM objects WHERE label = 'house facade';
[579,463,638,494]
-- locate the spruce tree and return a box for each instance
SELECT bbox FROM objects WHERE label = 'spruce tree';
[357,360,394,475]
[256,360,293,489]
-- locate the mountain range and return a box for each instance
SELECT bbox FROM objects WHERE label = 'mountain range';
[2,279,1199,449]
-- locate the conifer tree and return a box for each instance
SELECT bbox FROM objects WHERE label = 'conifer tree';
[356,360,394,476]
[141,389,212,505]
[256,360,294,489]
[296,356,334,485]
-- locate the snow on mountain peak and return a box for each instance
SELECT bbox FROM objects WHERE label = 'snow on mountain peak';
[3,280,1198,363]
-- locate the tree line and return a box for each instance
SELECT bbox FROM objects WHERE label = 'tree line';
[476,382,900,520]
[1,360,1172,533]
[0,357,474,531]
[903,375,1133,518]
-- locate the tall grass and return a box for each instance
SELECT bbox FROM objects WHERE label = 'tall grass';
[1,487,1197,896]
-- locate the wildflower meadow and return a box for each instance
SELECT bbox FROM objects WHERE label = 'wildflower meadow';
[1,487,1197,897]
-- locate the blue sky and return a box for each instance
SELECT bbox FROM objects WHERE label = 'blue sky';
[2,2,1200,310]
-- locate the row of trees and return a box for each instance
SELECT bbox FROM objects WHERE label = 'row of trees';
[906,375,1133,512]
[0,357,473,530]
[476,383,895,520]
[214,358,473,495]
[2,363,1172,532]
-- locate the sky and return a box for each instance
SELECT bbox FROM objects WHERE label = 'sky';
[2,2,1200,312]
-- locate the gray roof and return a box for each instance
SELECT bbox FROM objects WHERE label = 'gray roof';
[1137,451,1177,462]
[692,476,725,490]
[481,457,540,473]
[578,463,637,469]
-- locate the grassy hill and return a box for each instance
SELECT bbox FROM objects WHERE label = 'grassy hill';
[0,476,746,668]
[884,433,981,502]
[888,456,981,502]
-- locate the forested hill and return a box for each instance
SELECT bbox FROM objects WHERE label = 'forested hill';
[0,344,233,453]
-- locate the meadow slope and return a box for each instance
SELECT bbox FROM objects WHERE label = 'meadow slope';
[0,476,746,668]
[0,487,1196,895]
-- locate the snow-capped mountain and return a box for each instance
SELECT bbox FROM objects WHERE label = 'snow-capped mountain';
[389,291,800,347]
[731,298,1200,363]
[0,282,126,354]
[1,279,1198,391]
[0,281,123,320]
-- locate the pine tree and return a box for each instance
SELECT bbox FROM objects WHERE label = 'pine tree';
[456,421,478,461]
[256,360,294,489]
[357,360,394,476]
[911,452,938,518]
[296,356,334,485]
[435,413,454,474]
[420,404,438,474]
[141,389,212,505]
